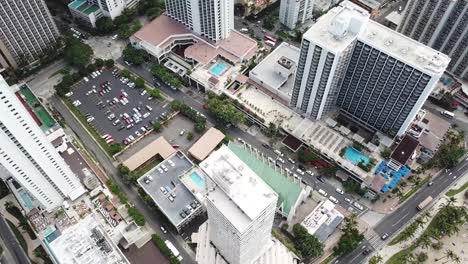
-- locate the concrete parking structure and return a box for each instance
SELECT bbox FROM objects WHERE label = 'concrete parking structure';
[137,152,202,231]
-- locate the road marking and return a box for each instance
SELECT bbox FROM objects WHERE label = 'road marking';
[392,212,409,226]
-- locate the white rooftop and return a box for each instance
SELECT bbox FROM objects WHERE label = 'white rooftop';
[193,222,299,264]
[200,146,278,231]
[302,1,450,74]
[47,214,130,264]
[302,2,370,53]
[249,42,300,92]
[301,200,344,242]
[361,20,450,75]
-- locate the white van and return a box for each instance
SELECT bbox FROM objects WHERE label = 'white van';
[240,28,248,33]
[318,189,328,197]
[146,105,152,111]
[440,110,454,119]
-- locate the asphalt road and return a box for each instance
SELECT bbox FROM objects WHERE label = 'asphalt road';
[119,59,367,212]
[50,95,196,264]
[335,159,468,264]
[0,215,31,264]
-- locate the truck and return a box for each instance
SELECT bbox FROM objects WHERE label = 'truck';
[417,196,433,210]
[165,240,183,261]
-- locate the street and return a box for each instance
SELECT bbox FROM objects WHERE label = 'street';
[0,215,31,264]
[50,96,196,264]
[335,159,467,264]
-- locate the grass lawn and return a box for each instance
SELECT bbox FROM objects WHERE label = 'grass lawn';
[446,180,468,197]
[385,244,417,264]
[6,219,28,252]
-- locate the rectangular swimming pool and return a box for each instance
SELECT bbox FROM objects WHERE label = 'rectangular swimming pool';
[344,147,370,165]
[190,172,205,189]
[210,61,228,76]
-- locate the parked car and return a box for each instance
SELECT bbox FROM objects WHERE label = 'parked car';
[318,189,328,197]
[335,188,344,195]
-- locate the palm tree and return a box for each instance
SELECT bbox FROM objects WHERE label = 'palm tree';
[419,233,432,249]
[436,249,455,262]
[447,196,457,206]
[452,255,461,264]
[369,255,383,264]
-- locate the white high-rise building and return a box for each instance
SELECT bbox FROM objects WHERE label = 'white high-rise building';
[279,0,314,29]
[291,2,450,136]
[398,0,468,80]
[199,145,278,264]
[0,76,86,212]
[165,0,234,41]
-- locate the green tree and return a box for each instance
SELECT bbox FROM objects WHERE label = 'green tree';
[152,121,162,132]
[207,96,245,126]
[105,59,115,68]
[127,207,145,226]
[109,143,123,155]
[95,17,115,34]
[416,252,428,263]
[186,132,194,141]
[195,121,206,133]
[64,36,93,69]
[123,46,145,65]
[262,15,277,30]
[120,69,131,78]
[380,147,392,159]
[118,164,130,177]
[369,255,383,264]
[333,214,364,256]
[292,224,324,258]
[148,88,161,98]
[94,58,105,68]
[134,77,145,88]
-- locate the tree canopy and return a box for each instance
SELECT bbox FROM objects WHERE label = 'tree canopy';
[123,46,145,65]
[292,224,324,258]
[207,94,244,126]
[64,36,93,69]
[333,214,364,256]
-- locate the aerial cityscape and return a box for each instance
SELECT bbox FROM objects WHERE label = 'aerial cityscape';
[0,0,467,264]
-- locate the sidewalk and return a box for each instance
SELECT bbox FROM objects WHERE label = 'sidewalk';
[0,196,42,264]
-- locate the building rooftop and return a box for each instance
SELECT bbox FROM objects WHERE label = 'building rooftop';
[249,42,300,94]
[188,127,225,161]
[46,214,130,264]
[192,222,299,264]
[200,145,278,231]
[227,143,303,216]
[301,200,344,242]
[362,20,450,75]
[302,2,370,53]
[390,135,419,165]
[69,0,100,15]
[137,152,201,228]
[123,136,175,171]
[132,14,257,64]
[303,1,450,74]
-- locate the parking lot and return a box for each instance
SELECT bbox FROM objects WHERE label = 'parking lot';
[69,68,172,144]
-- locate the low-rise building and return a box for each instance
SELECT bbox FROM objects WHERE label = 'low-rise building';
[249,42,300,104]
[68,0,139,28]
[122,136,176,172]
[388,135,419,171]
[301,200,344,242]
[188,127,225,161]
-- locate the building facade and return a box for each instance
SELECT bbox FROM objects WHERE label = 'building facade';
[398,0,468,80]
[165,0,234,41]
[200,146,278,264]
[290,2,450,136]
[0,76,85,212]
[290,3,369,119]
[0,0,60,70]
[279,0,314,29]
[68,0,138,28]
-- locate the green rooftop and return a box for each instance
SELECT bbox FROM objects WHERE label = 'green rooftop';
[228,143,303,215]
[70,0,100,15]
[19,85,57,131]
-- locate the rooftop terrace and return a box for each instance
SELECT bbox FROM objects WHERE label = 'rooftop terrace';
[69,0,100,15]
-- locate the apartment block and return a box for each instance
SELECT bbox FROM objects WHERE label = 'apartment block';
[165,0,234,41]
[0,76,85,212]
[279,0,314,29]
[398,0,468,80]
[291,2,450,136]
[0,0,60,70]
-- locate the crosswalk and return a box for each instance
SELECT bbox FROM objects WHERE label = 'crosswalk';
[364,229,385,249]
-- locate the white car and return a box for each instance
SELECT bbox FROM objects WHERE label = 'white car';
[354,202,364,211]
[160,226,167,233]
[288,158,295,164]
[328,196,339,204]
[111,34,118,40]
[65,92,73,97]
[168,160,175,167]
[276,157,285,164]
[143,112,151,118]
[296,168,305,175]
[274,149,284,157]
[161,165,168,172]
[344,197,352,204]
[157,167,164,174]
[72,100,81,106]
[318,189,328,197]
[335,188,344,195]
[306,170,314,176]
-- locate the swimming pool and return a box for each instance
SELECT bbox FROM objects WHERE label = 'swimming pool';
[19,190,34,210]
[344,147,370,165]
[190,172,205,189]
[210,61,228,76]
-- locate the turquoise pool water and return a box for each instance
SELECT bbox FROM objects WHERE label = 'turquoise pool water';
[210,61,228,76]
[190,172,205,189]
[344,147,370,165]
[19,190,34,210]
